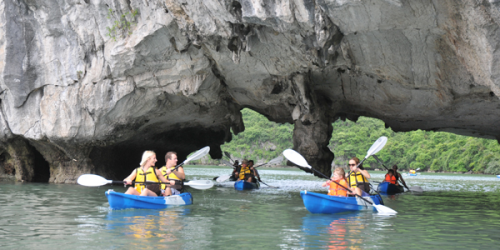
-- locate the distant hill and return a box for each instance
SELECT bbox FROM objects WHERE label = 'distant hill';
[204,109,500,174]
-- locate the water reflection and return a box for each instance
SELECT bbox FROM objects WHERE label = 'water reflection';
[106,208,190,243]
[301,213,394,249]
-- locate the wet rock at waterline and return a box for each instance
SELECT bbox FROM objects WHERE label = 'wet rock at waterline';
[1,0,500,183]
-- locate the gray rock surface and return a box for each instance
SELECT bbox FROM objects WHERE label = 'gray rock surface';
[1,0,499,182]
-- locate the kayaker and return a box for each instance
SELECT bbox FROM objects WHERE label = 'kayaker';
[392,165,410,190]
[230,160,240,181]
[236,159,256,182]
[123,151,171,197]
[322,167,350,196]
[384,169,397,184]
[347,157,371,196]
[248,160,261,183]
[159,151,185,196]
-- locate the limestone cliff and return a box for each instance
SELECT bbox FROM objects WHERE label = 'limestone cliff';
[1,0,499,182]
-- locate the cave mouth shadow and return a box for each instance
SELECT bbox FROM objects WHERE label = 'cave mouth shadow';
[32,145,50,182]
[89,127,225,180]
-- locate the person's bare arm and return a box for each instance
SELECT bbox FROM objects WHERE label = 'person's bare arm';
[124,169,137,185]
[359,169,371,179]
[172,167,185,180]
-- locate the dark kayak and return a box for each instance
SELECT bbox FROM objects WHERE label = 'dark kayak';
[234,180,259,190]
[377,182,404,195]
[300,191,384,214]
[105,190,193,210]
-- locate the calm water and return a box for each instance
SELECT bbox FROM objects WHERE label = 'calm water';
[1,167,500,249]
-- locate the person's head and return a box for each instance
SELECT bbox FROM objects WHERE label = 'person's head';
[332,167,345,180]
[392,165,398,171]
[348,157,361,171]
[387,169,394,175]
[165,151,178,167]
[233,160,239,167]
[241,159,248,167]
[248,160,254,167]
[140,151,157,167]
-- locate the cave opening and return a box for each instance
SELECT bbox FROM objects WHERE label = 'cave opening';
[89,126,226,180]
[32,146,50,182]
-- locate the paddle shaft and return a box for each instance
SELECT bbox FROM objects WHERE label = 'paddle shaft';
[258,180,277,188]
[372,155,389,170]
[120,180,176,186]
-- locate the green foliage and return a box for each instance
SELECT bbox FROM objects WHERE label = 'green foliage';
[219,109,293,164]
[106,9,138,41]
[328,117,500,173]
[211,109,500,174]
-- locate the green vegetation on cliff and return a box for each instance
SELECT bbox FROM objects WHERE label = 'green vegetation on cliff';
[219,109,500,174]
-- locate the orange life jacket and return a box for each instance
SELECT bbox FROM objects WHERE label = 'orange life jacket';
[385,174,397,184]
[328,179,348,196]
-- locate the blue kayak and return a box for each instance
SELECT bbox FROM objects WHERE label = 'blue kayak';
[300,191,383,214]
[105,190,193,210]
[234,180,259,190]
[408,173,418,176]
[377,182,404,195]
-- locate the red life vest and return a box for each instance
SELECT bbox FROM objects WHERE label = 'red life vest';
[328,179,348,196]
[385,174,397,184]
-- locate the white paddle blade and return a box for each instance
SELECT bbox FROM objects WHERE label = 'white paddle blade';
[185,146,210,163]
[268,156,283,165]
[416,168,420,171]
[283,149,312,169]
[409,186,424,192]
[216,175,231,183]
[366,136,388,157]
[374,204,398,215]
[184,180,214,190]
[77,174,111,187]
[220,159,234,167]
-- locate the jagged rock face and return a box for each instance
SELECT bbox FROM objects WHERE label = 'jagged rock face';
[1,0,500,182]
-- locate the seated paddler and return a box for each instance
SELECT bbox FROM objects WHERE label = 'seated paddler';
[322,167,351,196]
[347,157,371,196]
[160,151,185,196]
[124,151,171,197]
[236,159,256,182]
[384,169,397,184]
[230,160,240,181]
[248,160,261,183]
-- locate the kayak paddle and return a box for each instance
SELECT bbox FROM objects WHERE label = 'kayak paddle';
[283,149,397,215]
[213,159,236,181]
[254,156,283,168]
[221,159,235,168]
[77,174,214,190]
[216,174,232,183]
[372,155,389,171]
[258,180,278,188]
[253,156,283,188]
[356,136,388,168]
[173,146,211,170]
[223,151,235,163]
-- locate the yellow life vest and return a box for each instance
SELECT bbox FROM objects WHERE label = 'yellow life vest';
[348,171,369,188]
[239,166,252,180]
[134,167,160,193]
[160,166,182,190]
